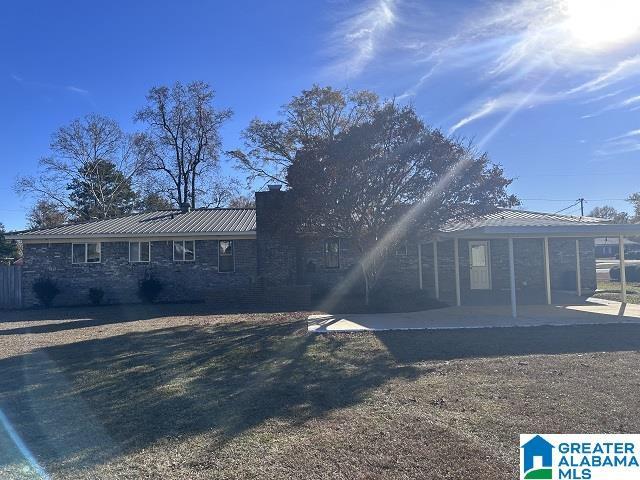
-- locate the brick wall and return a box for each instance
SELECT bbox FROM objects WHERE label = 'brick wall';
[22,239,257,307]
[420,237,596,306]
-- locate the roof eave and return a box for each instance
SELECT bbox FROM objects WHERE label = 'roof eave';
[8,231,257,242]
[437,223,640,238]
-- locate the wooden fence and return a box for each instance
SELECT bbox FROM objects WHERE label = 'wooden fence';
[0,266,22,309]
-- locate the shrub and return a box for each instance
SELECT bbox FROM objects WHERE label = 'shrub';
[88,287,105,305]
[32,278,60,307]
[610,265,640,282]
[138,278,163,303]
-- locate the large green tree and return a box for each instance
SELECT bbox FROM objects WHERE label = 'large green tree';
[230,85,378,186]
[16,114,145,221]
[68,159,138,220]
[287,101,518,303]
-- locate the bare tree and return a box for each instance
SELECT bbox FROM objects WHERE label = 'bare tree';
[228,195,255,208]
[16,114,144,220]
[229,85,378,187]
[27,200,68,229]
[135,81,232,208]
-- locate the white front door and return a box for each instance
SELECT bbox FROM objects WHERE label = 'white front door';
[469,241,491,290]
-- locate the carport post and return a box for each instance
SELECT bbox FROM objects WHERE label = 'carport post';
[575,239,582,297]
[418,243,423,290]
[454,238,461,306]
[508,237,517,318]
[543,237,551,305]
[619,235,627,303]
[433,240,440,299]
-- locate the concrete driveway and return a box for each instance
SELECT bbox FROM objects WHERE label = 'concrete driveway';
[308,297,640,333]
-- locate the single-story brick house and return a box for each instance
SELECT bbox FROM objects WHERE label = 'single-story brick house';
[595,237,640,258]
[7,186,640,315]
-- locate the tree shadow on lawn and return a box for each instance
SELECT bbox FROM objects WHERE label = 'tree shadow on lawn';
[376,323,640,363]
[0,318,418,473]
[0,303,303,335]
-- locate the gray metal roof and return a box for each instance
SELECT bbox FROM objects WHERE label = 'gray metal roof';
[441,209,607,232]
[8,209,256,241]
[438,209,640,238]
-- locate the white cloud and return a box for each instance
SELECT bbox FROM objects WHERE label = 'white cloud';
[449,91,556,134]
[567,55,640,94]
[325,0,397,78]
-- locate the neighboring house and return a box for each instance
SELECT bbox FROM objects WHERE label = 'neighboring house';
[594,237,640,258]
[7,187,640,311]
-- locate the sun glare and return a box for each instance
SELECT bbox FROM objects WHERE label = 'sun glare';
[566,0,640,49]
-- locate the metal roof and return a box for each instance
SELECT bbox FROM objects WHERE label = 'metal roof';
[438,209,640,238]
[8,209,256,241]
[441,209,607,232]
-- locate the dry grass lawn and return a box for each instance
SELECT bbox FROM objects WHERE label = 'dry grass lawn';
[594,279,640,304]
[1,304,640,479]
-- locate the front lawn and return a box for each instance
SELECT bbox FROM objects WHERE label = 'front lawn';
[594,279,640,304]
[1,305,640,479]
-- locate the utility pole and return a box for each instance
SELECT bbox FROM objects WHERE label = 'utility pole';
[578,198,585,216]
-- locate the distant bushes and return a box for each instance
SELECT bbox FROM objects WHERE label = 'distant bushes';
[610,265,640,282]
[32,278,60,307]
[138,277,163,303]
[88,287,105,305]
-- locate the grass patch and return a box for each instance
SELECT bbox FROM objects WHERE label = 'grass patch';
[594,279,640,304]
[1,305,640,479]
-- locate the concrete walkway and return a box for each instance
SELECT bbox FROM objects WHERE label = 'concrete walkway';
[308,297,640,333]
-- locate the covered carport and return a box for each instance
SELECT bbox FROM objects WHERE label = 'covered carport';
[418,210,640,318]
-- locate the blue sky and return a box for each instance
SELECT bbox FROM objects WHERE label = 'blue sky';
[1,0,639,231]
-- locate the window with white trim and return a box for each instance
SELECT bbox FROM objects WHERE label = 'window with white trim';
[129,241,150,263]
[218,240,234,272]
[324,238,340,269]
[173,240,195,261]
[72,242,101,264]
[395,241,408,256]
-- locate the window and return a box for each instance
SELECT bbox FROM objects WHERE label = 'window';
[395,241,408,256]
[324,239,340,269]
[72,242,101,264]
[173,240,195,261]
[129,241,150,263]
[218,240,234,272]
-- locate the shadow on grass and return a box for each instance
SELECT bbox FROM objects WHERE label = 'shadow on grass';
[376,323,640,362]
[0,317,417,472]
[0,303,304,335]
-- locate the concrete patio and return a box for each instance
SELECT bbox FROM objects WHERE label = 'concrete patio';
[308,296,640,333]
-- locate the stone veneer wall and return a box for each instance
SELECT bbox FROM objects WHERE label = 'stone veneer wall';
[21,239,257,307]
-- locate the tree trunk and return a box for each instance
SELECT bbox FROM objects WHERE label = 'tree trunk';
[361,263,370,306]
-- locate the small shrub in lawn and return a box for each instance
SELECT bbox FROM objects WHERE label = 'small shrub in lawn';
[32,278,60,307]
[610,265,640,282]
[88,287,105,305]
[138,278,163,303]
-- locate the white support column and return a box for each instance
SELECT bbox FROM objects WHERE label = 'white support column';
[543,237,551,305]
[508,237,517,318]
[454,238,461,306]
[575,239,582,297]
[620,235,627,303]
[433,240,440,299]
[418,243,423,290]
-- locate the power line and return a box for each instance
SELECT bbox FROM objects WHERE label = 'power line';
[554,201,581,214]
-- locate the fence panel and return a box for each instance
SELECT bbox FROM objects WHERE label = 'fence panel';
[0,266,22,308]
